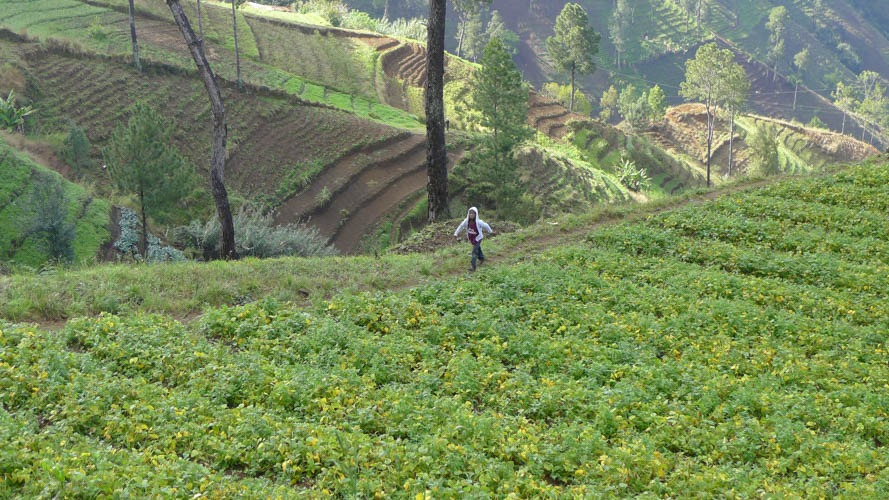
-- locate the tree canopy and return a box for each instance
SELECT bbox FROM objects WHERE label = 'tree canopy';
[545,3,599,112]
[104,101,195,255]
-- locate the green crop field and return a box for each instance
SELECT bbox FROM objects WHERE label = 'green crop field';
[2,159,888,496]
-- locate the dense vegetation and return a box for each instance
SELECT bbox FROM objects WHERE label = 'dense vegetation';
[2,158,888,496]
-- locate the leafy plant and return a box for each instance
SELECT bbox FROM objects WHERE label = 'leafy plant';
[617,154,650,191]
[0,90,33,133]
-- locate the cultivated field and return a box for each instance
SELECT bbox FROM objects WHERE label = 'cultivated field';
[2,159,889,496]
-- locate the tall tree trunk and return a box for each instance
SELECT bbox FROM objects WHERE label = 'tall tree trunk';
[231,0,242,89]
[197,0,204,40]
[167,0,238,259]
[383,0,390,21]
[728,107,735,176]
[139,187,148,257]
[705,102,713,187]
[696,0,702,38]
[426,0,449,222]
[793,82,798,111]
[569,61,575,112]
[127,0,141,72]
[841,110,846,134]
[456,15,466,58]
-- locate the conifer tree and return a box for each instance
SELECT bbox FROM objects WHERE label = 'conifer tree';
[546,3,599,112]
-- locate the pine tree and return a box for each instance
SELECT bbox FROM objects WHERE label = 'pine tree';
[545,3,599,112]
[104,102,195,256]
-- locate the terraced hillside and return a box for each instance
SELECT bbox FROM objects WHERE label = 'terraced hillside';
[0,136,110,266]
[273,132,464,253]
[3,34,448,251]
[645,103,879,180]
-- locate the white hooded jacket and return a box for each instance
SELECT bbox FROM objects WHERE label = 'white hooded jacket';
[453,207,492,243]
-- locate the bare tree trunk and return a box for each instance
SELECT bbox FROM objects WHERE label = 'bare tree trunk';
[705,102,713,187]
[569,61,575,112]
[127,0,141,72]
[167,0,238,259]
[197,0,204,40]
[231,0,242,90]
[793,82,798,111]
[841,110,846,134]
[139,187,148,257]
[426,0,449,222]
[728,107,735,176]
[456,16,466,58]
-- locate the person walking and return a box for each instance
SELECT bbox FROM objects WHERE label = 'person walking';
[453,206,493,272]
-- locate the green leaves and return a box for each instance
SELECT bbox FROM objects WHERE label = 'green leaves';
[0,90,33,132]
[4,163,889,496]
[546,3,599,76]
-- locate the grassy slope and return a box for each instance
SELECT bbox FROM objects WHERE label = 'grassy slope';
[2,159,888,496]
[0,136,110,267]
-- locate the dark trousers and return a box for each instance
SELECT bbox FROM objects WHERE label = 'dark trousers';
[471,242,485,270]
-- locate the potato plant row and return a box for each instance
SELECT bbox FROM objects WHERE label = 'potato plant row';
[2,162,889,496]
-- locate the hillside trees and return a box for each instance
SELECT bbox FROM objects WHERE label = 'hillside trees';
[425,0,448,221]
[230,0,245,89]
[600,85,619,123]
[167,0,238,259]
[853,71,888,142]
[127,0,141,72]
[748,124,780,177]
[541,82,591,117]
[791,47,810,111]
[680,43,748,186]
[470,37,531,215]
[833,81,855,134]
[453,0,491,60]
[546,3,599,112]
[648,84,667,121]
[766,6,788,81]
[617,84,648,132]
[722,64,750,177]
[105,102,195,257]
[609,0,629,69]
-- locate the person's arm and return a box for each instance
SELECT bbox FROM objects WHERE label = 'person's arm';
[481,221,493,234]
[454,220,466,237]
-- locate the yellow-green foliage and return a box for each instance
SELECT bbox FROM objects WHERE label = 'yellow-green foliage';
[3,162,889,496]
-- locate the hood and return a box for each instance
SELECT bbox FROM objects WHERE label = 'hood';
[467,207,478,218]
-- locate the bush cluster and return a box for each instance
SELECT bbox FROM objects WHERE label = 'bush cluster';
[174,205,337,260]
[113,207,184,263]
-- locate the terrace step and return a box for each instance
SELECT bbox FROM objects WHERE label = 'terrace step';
[274,132,422,223]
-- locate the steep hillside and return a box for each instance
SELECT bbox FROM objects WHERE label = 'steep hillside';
[476,0,888,146]
[0,0,449,253]
[2,159,889,496]
[645,103,878,180]
[0,135,110,267]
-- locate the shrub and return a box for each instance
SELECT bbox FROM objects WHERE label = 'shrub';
[175,205,338,260]
[25,171,75,262]
[60,121,92,172]
[617,155,651,192]
[114,207,185,262]
[807,116,828,129]
[748,125,780,177]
